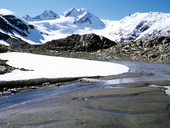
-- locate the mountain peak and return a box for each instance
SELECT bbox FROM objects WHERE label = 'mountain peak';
[23,10,59,21]
[64,8,79,17]
[64,8,88,17]
[42,10,57,16]
[23,15,32,21]
[63,8,105,29]
[34,10,60,21]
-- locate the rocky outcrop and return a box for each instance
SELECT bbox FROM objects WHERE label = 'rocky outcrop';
[43,33,117,52]
[6,37,29,48]
[0,59,15,75]
[0,44,9,53]
[97,36,170,63]
[0,30,30,50]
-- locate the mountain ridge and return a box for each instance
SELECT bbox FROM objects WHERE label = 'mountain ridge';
[110,11,170,42]
[0,8,170,46]
[23,10,60,21]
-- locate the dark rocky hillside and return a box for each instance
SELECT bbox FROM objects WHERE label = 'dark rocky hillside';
[10,33,117,52]
[40,35,170,63]
[96,36,170,63]
[0,44,9,53]
[43,33,117,52]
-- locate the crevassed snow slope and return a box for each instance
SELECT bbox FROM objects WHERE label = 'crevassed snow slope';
[0,52,129,81]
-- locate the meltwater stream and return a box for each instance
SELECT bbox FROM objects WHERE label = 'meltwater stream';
[0,82,102,110]
[0,61,170,110]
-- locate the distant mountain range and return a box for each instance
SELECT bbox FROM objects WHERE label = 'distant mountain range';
[0,8,170,46]
[23,8,105,29]
[23,10,60,21]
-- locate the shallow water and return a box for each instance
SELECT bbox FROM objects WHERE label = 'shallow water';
[0,61,170,110]
[0,82,99,110]
[104,61,170,85]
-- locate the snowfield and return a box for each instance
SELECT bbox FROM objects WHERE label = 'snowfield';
[0,52,129,81]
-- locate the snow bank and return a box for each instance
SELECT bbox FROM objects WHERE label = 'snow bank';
[150,85,170,96]
[165,86,170,96]
[0,52,129,81]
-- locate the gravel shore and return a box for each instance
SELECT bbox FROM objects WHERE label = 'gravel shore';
[0,81,170,128]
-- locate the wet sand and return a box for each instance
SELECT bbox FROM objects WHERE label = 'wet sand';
[0,81,170,128]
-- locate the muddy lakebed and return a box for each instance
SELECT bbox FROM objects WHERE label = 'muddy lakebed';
[0,61,170,128]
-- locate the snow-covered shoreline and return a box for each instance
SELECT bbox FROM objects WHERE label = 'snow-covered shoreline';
[165,86,170,96]
[0,52,129,82]
[150,85,170,96]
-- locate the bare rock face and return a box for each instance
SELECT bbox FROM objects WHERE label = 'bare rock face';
[43,33,117,52]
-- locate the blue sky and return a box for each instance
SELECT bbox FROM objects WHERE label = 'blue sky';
[0,0,170,20]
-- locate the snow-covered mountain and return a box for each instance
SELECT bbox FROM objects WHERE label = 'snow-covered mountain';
[23,8,105,29]
[21,8,106,43]
[108,12,170,42]
[0,9,46,45]
[63,8,105,29]
[26,10,170,43]
[1,8,170,46]
[23,10,60,21]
